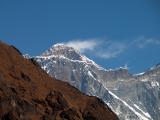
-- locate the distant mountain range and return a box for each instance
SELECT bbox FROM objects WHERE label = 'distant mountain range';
[34,44,160,120]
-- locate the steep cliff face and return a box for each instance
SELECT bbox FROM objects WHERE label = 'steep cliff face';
[104,66,160,120]
[35,44,159,120]
[0,41,118,120]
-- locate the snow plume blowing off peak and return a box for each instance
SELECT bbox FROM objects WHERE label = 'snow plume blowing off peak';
[41,43,82,60]
[34,40,160,120]
[41,39,99,57]
[64,39,99,53]
[40,42,103,68]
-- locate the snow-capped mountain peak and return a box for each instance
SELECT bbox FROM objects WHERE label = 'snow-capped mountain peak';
[41,43,82,60]
[40,43,104,70]
[34,43,160,120]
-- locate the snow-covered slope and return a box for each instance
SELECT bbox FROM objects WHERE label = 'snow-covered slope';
[34,44,160,120]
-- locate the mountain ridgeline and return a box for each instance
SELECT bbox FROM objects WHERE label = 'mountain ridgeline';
[0,41,118,120]
[35,44,160,120]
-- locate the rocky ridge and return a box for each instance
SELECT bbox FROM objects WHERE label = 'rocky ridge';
[0,41,118,120]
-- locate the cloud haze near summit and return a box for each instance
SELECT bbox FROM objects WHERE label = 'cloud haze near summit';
[63,37,160,59]
[64,39,100,53]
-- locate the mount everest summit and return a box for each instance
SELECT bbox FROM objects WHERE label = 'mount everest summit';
[33,43,160,120]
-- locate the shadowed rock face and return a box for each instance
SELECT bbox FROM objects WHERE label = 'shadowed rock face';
[0,41,118,120]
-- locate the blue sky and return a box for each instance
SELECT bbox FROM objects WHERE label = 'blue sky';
[0,0,160,73]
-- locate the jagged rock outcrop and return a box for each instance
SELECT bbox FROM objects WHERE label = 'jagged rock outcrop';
[0,41,118,120]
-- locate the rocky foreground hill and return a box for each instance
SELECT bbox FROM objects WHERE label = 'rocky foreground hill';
[0,41,118,120]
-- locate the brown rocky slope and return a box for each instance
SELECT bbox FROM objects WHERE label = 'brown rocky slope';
[0,41,118,120]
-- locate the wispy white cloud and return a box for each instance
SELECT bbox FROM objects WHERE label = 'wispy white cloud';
[64,39,126,59]
[63,36,159,59]
[64,39,100,53]
[133,36,160,48]
[95,42,126,59]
